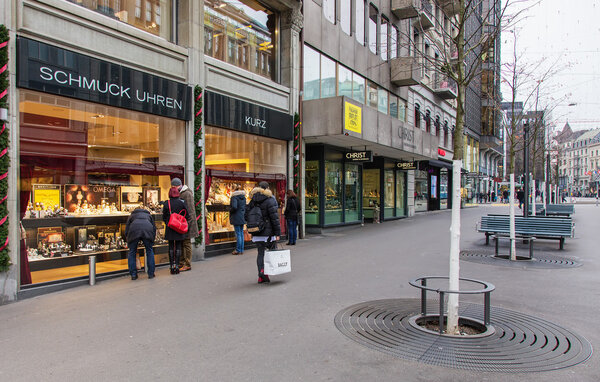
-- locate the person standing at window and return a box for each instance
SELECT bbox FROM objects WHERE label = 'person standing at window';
[162,186,189,275]
[230,186,247,255]
[125,207,157,280]
[284,189,300,245]
[172,178,199,271]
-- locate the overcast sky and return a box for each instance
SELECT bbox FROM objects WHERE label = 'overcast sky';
[501,0,600,132]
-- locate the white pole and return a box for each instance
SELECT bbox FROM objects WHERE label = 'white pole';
[531,173,536,216]
[447,159,462,334]
[509,174,516,260]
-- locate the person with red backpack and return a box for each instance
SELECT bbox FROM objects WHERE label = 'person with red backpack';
[245,181,280,283]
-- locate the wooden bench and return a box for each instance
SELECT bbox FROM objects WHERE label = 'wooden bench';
[492,234,536,259]
[477,215,574,249]
[545,204,575,217]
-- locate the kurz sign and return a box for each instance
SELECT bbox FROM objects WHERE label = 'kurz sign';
[17,38,192,120]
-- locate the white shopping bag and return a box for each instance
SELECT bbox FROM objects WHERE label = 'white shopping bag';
[264,248,291,275]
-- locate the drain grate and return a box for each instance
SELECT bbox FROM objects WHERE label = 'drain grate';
[460,251,581,268]
[334,299,592,372]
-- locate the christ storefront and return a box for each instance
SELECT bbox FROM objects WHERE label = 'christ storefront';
[16,38,192,287]
[203,91,293,254]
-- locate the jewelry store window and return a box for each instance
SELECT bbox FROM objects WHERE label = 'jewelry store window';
[66,0,175,41]
[204,0,278,81]
[19,91,185,286]
[204,126,287,244]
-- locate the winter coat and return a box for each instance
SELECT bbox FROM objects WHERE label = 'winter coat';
[284,196,301,221]
[245,187,281,237]
[229,190,247,226]
[162,197,190,241]
[125,208,156,243]
[179,185,199,239]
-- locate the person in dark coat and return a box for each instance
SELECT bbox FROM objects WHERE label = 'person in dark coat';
[517,189,525,209]
[245,181,281,283]
[284,189,300,245]
[162,186,190,274]
[229,186,247,255]
[172,177,199,271]
[125,207,157,280]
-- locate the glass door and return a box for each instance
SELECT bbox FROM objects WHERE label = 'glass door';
[384,170,395,218]
[396,171,406,217]
[344,164,361,222]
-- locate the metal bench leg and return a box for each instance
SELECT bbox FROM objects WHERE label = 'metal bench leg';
[485,233,490,245]
[494,236,499,256]
[560,238,564,250]
[529,239,533,259]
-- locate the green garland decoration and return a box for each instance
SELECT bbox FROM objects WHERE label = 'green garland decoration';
[193,85,203,247]
[0,25,11,271]
[293,113,300,195]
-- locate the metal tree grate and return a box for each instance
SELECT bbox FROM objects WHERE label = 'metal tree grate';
[460,251,581,268]
[334,299,592,372]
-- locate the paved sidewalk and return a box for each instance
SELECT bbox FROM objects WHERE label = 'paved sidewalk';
[0,205,598,381]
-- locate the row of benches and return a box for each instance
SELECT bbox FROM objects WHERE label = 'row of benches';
[528,204,575,217]
[477,214,574,250]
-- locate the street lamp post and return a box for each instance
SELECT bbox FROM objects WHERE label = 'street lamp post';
[523,122,530,217]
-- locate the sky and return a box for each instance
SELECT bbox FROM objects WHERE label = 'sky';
[501,0,600,132]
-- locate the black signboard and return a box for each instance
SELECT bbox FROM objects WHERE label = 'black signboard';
[205,91,293,141]
[396,161,417,170]
[344,151,373,162]
[17,37,192,120]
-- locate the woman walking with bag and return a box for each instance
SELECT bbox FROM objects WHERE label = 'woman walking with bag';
[162,186,190,274]
[245,181,280,284]
[284,189,300,245]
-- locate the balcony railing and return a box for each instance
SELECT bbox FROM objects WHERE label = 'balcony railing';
[391,0,421,20]
[433,74,457,99]
[391,56,422,86]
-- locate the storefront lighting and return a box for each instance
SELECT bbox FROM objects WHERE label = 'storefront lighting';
[91,114,105,119]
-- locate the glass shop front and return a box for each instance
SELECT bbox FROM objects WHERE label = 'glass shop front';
[305,145,407,228]
[17,38,191,286]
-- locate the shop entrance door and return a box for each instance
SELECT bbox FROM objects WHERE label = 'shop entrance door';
[362,169,380,221]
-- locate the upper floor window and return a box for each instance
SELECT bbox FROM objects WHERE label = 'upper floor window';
[415,105,421,129]
[368,4,378,54]
[390,25,399,59]
[378,88,388,114]
[443,121,449,146]
[323,0,335,24]
[356,1,366,45]
[425,110,431,133]
[380,17,389,61]
[68,0,174,41]
[204,0,277,81]
[435,116,441,137]
[340,0,351,35]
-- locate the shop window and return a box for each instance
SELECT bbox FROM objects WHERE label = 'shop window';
[396,171,406,216]
[305,161,320,225]
[378,88,388,114]
[338,65,353,98]
[352,73,366,104]
[19,90,185,285]
[389,95,398,119]
[367,81,378,109]
[204,0,277,81]
[324,161,343,225]
[368,4,378,54]
[303,45,321,100]
[415,170,429,212]
[323,0,335,24]
[68,0,174,41]
[340,0,351,35]
[384,170,394,217]
[380,17,388,61]
[345,164,361,222]
[356,0,365,46]
[363,169,380,219]
[321,54,337,98]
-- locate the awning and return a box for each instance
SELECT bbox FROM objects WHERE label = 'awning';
[428,159,453,169]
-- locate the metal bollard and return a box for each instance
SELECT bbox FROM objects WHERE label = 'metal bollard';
[143,251,148,273]
[89,255,96,286]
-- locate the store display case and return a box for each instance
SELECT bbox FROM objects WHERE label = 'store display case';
[206,178,255,243]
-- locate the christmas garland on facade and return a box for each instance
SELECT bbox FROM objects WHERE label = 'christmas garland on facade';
[193,85,203,247]
[0,25,10,271]
[293,113,300,195]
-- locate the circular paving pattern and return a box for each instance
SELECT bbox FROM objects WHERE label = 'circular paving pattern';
[460,251,581,268]
[334,299,592,372]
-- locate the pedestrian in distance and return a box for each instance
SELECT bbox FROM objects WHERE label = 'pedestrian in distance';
[517,189,525,209]
[162,186,190,275]
[171,177,199,271]
[230,186,247,255]
[245,181,281,284]
[284,189,300,245]
[125,207,157,280]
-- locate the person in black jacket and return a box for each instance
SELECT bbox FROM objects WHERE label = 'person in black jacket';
[162,186,190,275]
[284,189,300,245]
[229,186,247,255]
[125,207,157,280]
[245,181,281,283]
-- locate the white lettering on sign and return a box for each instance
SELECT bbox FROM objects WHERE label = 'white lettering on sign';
[92,186,117,193]
[245,116,267,128]
[346,152,367,160]
[39,66,181,110]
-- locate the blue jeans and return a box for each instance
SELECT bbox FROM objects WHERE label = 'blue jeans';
[234,225,245,253]
[128,238,155,277]
[287,219,298,244]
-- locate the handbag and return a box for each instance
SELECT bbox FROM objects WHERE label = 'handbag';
[264,245,291,276]
[167,200,188,234]
[243,228,252,242]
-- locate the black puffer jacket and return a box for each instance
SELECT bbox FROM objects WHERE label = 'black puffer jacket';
[125,208,156,243]
[245,187,281,237]
[162,197,190,241]
[284,196,301,221]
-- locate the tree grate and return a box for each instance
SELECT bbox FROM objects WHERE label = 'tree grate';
[334,299,592,372]
[460,251,581,268]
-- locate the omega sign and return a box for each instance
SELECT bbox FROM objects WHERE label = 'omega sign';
[345,151,373,162]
